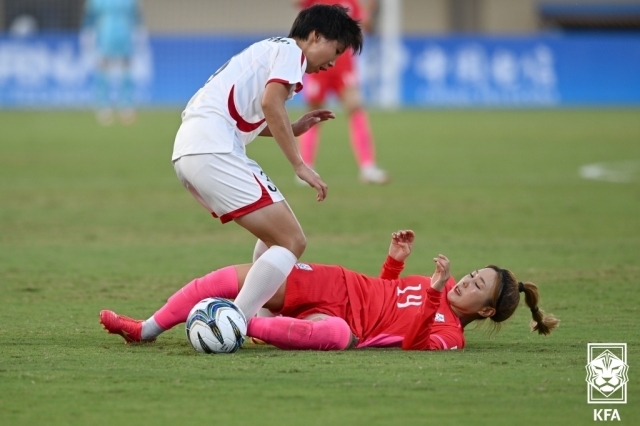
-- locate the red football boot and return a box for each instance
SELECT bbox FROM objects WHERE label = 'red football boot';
[100,310,153,344]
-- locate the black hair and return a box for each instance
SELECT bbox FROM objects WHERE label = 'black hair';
[288,4,363,55]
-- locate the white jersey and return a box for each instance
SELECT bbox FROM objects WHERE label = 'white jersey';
[172,37,307,161]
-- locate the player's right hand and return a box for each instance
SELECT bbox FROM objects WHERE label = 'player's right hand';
[295,164,328,201]
[389,230,415,262]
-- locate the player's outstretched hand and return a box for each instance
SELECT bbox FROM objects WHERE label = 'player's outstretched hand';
[431,254,450,291]
[292,109,336,136]
[389,230,415,262]
[295,164,328,201]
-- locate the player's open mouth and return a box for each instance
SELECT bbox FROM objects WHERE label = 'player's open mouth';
[455,286,462,296]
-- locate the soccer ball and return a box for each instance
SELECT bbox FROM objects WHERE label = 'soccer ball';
[185,298,247,354]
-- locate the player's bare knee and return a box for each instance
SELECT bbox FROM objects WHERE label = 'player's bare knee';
[286,233,307,258]
[346,104,363,117]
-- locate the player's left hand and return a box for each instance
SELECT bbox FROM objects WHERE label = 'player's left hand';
[388,230,415,262]
[431,254,450,291]
[292,109,335,136]
[295,163,328,201]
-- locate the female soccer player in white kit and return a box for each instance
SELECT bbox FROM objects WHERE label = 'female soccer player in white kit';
[127,5,364,339]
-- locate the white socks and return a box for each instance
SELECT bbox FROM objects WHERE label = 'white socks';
[142,316,164,341]
[253,239,276,318]
[252,239,269,262]
[235,245,297,319]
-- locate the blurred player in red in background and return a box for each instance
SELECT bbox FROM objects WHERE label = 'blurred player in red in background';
[100,230,559,351]
[295,0,390,185]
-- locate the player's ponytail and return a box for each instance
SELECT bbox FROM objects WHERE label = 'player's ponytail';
[485,265,559,335]
[518,281,560,335]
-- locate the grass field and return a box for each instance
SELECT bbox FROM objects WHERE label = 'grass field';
[1,109,639,425]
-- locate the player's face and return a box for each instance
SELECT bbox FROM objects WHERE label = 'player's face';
[304,32,346,73]
[447,268,498,316]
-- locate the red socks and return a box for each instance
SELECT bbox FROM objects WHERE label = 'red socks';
[153,266,239,330]
[247,316,352,351]
[348,109,375,168]
[299,124,319,167]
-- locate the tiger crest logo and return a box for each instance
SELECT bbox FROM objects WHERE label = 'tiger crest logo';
[586,343,628,404]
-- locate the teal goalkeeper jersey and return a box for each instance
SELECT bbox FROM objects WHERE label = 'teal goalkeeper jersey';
[84,0,141,57]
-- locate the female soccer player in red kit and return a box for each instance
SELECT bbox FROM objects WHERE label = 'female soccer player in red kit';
[296,0,389,184]
[100,230,559,351]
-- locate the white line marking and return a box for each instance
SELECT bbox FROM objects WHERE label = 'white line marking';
[579,161,640,183]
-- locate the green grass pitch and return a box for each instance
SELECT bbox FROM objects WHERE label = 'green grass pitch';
[1,109,639,425]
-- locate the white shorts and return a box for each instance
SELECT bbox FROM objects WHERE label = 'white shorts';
[173,150,285,224]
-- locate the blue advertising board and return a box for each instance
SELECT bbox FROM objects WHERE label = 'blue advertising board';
[397,34,640,106]
[0,32,638,108]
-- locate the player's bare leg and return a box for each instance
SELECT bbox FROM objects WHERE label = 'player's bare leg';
[341,86,389,185]
[233,201,305,320]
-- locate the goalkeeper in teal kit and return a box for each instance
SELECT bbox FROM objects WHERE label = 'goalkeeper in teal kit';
[83,0,144,125]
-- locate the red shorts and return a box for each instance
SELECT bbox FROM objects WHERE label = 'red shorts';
[303,53,358,104]
[276,263,350,321]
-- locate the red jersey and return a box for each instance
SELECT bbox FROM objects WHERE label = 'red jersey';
[300,0,366,21]
[346,257,465,350]
[281,257,465,351]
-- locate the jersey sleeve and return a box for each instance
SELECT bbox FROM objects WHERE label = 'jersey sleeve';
[401,287,445,351]
[380,255,404,280]
[427,329,464,351]
[266,40,305,92]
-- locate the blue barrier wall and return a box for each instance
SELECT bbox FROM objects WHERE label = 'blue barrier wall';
[399,34,640,106]
[0,33,638,107]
